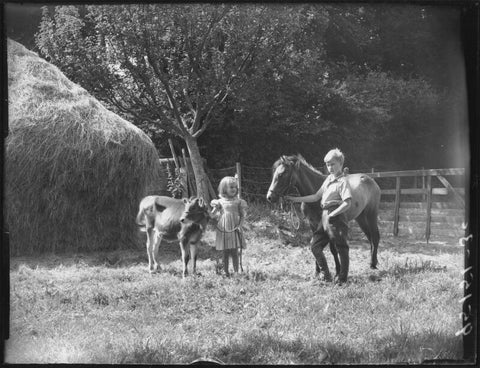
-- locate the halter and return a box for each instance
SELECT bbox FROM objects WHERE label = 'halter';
[271,163,301,231]
[269,163,296,198]
[182,206,211,230]
[183,208,210,217]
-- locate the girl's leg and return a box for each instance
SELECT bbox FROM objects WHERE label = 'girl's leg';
[223,249,230,276]
[231,248,239,273]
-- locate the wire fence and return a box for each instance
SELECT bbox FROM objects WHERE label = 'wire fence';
[209,163,466,207]
[210,163,393,204]
[209,164,274,203]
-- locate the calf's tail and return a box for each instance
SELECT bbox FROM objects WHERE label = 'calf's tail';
[136,207,146,226]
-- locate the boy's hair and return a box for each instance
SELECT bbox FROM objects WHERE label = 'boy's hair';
[217,176,238,198]
[324,148,345,165]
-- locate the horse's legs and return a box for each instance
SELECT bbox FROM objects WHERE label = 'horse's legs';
[152,231,162,273]
[327,214,350,283]
[369,216,380,269]
[310,229,332,281]
[356,211,380,269]
[329,242,341,276]
[309,224,322,275]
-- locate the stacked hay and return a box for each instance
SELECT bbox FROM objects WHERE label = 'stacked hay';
[6,39,168,255]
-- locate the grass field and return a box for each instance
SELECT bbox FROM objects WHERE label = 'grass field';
[6,204,464,364]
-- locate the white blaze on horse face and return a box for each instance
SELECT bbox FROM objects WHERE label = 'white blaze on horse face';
[268,165,286,196]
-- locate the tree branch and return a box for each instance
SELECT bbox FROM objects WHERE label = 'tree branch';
[140,30,190,136]
[144,51,189,135]
[192,89,229,138]
[195,6,231,66]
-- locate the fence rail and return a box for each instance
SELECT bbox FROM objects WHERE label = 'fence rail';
[163,157,466,242]
[210,163,466,243]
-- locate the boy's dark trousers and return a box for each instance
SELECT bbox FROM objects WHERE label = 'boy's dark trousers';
[310,205,349,282]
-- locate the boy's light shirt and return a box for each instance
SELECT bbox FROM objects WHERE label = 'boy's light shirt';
[320,173,352,208]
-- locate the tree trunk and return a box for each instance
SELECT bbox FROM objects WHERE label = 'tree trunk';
[184,135,211,204]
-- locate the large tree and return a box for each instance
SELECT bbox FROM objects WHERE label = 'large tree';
[35,4,307,201]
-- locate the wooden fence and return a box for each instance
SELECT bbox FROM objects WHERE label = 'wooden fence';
[208,164,466,243]
[160,153,466,242]
[363,168,465,242]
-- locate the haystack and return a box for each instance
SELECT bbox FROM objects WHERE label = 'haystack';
[6,39,168,255]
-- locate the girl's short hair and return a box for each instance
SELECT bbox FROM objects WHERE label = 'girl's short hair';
[218,176,238,198]
[324,148,345,165]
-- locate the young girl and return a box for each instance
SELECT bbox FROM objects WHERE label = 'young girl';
[210,176,248,276]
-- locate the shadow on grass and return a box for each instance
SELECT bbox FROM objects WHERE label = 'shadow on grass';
[211,330,339,364]
[9,239,219,271]
[114,342,200,364]
[372,329,463,364]
[204,329,462,364]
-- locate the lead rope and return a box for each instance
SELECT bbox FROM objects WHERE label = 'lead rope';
[212,204,243,271]
[290,201,301,231]
[236,174,244,273]
[282,186,302,233]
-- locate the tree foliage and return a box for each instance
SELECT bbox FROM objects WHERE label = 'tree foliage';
[33,3,463,178]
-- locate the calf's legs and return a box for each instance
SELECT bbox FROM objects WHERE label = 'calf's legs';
[146,229,162,273]
[180,239,190,278]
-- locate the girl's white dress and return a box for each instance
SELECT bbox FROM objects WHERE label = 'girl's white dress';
[211,197,247,251]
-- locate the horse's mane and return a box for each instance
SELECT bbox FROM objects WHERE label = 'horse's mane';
[272,154,325,177]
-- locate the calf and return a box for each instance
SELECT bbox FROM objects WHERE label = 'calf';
[136,196,209,277]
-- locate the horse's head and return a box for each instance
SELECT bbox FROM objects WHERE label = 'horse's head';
[266,155,301,203]
[180,196,209,226]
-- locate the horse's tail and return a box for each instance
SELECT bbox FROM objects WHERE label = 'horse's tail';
[360,174,381,215]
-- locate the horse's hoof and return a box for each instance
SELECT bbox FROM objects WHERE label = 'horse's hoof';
[370,265,378,270]
[310,278,329,286]
[323,275,333,283]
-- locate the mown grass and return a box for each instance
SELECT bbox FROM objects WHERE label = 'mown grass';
[6,204,464,364]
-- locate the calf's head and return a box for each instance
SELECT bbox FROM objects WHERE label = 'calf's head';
[180,197,209,227]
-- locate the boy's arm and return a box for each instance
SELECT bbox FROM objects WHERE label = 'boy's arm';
[328,198,351,218]
[328,180,352,218]
[285,185,324,203]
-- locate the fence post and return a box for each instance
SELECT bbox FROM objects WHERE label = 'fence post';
[236,162,242,199]
[393,176,401,236]
[425,175,432,243]
[422,167,426,202]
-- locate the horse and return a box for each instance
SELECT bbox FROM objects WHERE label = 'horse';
[136,196,210,277]
[266,154,381,280]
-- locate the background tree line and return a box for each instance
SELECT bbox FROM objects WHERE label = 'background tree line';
[6,3,468,200]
